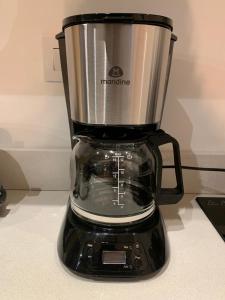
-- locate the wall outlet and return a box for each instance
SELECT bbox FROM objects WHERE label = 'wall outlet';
[42,37,62,82]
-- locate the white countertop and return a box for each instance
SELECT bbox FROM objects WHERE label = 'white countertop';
[0,191,225,300]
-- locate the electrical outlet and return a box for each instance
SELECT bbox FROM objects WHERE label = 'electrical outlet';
[42,37,62,82]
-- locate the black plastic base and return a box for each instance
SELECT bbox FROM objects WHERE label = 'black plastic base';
[58,205,168,279]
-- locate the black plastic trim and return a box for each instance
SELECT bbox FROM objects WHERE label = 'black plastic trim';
[72,121,159,140]
[63,13,173,31]
[55,32,65,40]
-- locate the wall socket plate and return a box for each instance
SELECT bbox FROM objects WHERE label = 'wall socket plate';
[42,37,62,82]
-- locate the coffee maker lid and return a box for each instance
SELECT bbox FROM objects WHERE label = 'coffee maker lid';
[63,13,173,31]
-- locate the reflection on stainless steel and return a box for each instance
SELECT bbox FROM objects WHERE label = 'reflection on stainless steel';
[65,23,172,125]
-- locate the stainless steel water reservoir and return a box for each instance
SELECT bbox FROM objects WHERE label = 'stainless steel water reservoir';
[63,13,176,126]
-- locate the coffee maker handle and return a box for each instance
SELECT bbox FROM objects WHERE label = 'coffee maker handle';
[150,130,184,205]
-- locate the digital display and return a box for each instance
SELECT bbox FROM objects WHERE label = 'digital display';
[102,251,126,265]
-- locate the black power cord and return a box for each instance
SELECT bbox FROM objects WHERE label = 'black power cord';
[163,165,225,172]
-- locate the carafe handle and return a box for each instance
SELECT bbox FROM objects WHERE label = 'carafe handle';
[149,130,184,205]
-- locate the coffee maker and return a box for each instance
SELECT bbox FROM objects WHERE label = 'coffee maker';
[56,13,184,278]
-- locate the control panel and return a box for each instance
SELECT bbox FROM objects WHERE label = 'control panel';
[81,240,146,273]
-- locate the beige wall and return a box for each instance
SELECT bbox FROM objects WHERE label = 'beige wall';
[1,0,225,190]
[0,0,70,149]
[0,0,63,95]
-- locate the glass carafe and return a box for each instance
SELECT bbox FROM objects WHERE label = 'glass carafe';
[70,129,183,222]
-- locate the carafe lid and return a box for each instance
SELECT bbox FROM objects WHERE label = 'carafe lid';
[63,13,173,31]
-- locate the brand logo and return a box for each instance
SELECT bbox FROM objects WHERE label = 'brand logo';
[100,65,130,86]
[108,66,123,78]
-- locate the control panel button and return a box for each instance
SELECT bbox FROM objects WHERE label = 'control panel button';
[83,242,94,261]
[135,243,140,249]
[134,256,142,268]
[123,265,129,269]
[87,247,93,258]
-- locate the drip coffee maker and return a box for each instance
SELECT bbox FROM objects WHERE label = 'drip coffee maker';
[56,13,184,278]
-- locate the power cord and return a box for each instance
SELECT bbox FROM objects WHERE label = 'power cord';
[163,165,225,172]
